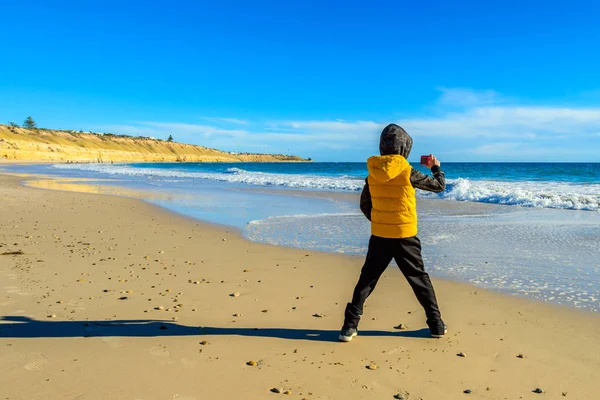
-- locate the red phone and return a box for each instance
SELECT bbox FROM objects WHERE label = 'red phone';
[420,155,432,165]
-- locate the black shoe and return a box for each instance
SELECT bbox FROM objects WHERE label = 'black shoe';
[338,326,358,342]
[428,319,447,338]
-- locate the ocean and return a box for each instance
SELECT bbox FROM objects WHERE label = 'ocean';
[3,161,599,312]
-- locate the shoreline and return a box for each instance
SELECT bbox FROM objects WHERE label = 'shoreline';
[5,170,600,313]
[1,173,600,399]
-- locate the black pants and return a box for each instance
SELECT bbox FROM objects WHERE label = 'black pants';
[344,235,442,329]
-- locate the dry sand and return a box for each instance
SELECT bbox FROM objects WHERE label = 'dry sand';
[1,173,599,400]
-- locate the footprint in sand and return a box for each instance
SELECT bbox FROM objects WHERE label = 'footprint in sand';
[180,358,198,369]
[100,337,123,348]
[4,286,29,296]
[150,346,171,357]
[73,394,97,400]
[24,352,48,371]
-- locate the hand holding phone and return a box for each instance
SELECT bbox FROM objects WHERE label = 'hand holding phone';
[420,154,440,168]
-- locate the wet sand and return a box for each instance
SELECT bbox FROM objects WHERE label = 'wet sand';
[1,173,599,400]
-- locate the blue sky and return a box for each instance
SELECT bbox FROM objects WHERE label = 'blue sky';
[1,1,600,162]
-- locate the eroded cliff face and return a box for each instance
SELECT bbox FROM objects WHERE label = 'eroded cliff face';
[0,126,308,163]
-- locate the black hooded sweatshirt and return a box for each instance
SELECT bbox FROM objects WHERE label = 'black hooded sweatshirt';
[360,124,446,221]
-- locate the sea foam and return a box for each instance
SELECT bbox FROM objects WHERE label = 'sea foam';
[53,164,599,211]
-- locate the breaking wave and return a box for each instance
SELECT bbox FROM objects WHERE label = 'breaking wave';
[53,164,599,211]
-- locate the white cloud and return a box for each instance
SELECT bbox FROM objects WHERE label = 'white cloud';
[99,121,345,155]
[400,106,600,139]
[98,88,600,161]
[281,120,379,131]
[263,120,383,146]
[466,142,599,159]
[468,142,523,155]
[138,121,249,138]
[198,116,250,125]
[436,87,504,107]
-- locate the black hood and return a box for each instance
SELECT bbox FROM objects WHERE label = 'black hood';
[379,124,412,158]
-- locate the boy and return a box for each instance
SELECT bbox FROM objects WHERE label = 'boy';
[339,123,447,342]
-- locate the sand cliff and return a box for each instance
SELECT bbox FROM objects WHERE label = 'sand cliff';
[0,125,308,163]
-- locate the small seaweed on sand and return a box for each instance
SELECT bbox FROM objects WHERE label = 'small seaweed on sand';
[1,250,24,256]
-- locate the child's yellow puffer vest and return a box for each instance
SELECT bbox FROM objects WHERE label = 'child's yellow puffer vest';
[367,154,417,239]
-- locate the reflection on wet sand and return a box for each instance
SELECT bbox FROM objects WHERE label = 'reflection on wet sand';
[23,176,186,203]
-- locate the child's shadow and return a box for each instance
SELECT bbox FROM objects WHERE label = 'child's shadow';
[0,316,432,341]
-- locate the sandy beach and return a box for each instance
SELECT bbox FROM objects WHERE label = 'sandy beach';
[1,173,600,400]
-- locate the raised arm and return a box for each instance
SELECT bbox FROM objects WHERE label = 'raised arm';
[410,155,446,193]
